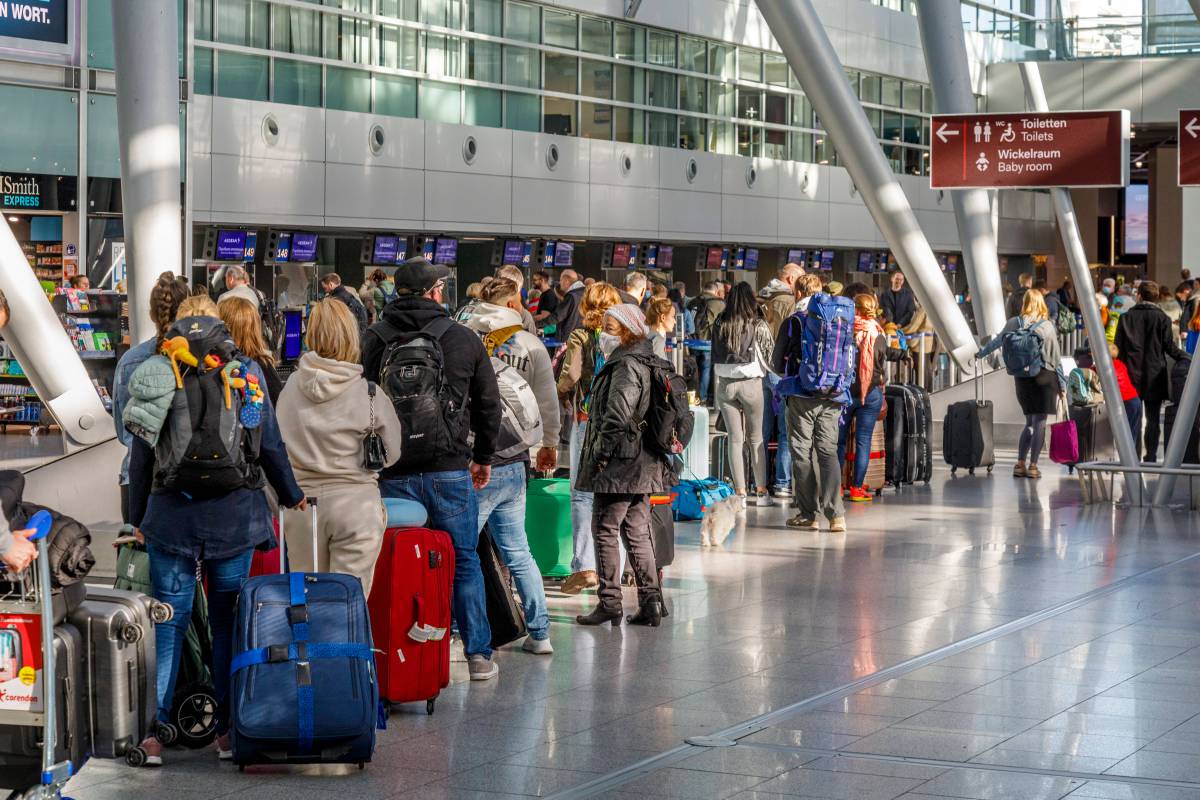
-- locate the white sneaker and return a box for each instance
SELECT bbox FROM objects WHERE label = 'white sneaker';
[521,636,553,655]
[468,654,499,681]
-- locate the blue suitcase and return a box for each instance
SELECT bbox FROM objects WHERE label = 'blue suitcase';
[229,501,378,767]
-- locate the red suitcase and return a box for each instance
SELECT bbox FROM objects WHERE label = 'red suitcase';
[368,527,455,715]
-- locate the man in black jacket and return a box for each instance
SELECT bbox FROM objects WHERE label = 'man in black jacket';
[320,273,368,333]
[1115,281,1187,462]
[551,269,586,340]
[362,257,504,681]
[880,269,916,327]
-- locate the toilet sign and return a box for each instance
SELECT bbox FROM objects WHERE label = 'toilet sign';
[930,110,1129,190]
[1178,110,1200,186]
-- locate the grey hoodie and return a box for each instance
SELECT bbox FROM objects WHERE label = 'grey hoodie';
[460,302,561,453]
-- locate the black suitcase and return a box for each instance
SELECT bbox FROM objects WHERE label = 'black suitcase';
[1164,402,1200,464]
[886,384,933,485]
[884,385,908,485]
[649,497,675,569]
[943,402,995,476]
[478,528,527,650]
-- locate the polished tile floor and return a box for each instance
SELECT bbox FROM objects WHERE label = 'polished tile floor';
[63,457,1200,800]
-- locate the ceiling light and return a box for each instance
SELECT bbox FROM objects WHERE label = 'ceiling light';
[1135,160,1143,168]
[7,217,17,223]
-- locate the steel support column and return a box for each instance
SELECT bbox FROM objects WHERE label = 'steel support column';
[757,0,977,369]
[111,0,183,345]
[0,220,113,448]
[1019,63,1139,494]
[916,0,1007,340]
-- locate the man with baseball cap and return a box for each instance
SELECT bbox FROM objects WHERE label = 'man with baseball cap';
[362,257,504,681]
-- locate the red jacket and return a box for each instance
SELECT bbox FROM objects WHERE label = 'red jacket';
[1097,360,1138,401]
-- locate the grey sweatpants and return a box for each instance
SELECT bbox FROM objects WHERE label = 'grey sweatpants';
[786,395,846,522]
[717,376,767,494]
[282,483,387,596]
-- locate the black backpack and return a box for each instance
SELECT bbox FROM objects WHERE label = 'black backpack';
[376,317,464,469]
[629,353,695,460]
[156,317,263,498]
[688,296,720,341]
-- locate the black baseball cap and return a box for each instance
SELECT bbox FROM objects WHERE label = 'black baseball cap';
[393,256,451,294]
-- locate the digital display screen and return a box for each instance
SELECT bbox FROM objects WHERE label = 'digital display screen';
[502,240,524,265]
[733,248,746,269]
[786,249,806,264]
[291,232,319,262]
[659,246,673,269]
[521,240,533,266]
[243,231,257,262]
[721,248,731,269]
[422,240,435,261]
[938,254,948,271]
[216,230,246,261]
[543,241,557,267]
[434,238,457,264]
[274,232,292,263]
[820,250,835,271]
[946,254,958,273]
[744,248,759,270]
[645,244,658,269]
[706,247,723,269]
[554,241,574,267]
[858,252,873,271]
[612,243,632,268]
[373,236,399,265]
[628,244,639,266]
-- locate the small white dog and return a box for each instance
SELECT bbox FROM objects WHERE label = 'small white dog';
[700,496,739,547]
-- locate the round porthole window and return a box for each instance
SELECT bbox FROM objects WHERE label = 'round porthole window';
[262,114,280,146]
[463,136,478,165]
[546,143,560,170]
[369,125,386,155]
[686,158,699,183]
[620,152,633,176]
[746,164,757,188]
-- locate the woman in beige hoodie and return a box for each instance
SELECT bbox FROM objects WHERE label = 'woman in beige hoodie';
[276,299,403,594]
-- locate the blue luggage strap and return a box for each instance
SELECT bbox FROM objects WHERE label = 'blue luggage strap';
[231,573,372,753]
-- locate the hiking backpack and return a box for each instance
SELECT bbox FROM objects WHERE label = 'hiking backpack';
[1056,303,1076,335]
[777,293,856,400]
[479,325,545,461]
[1067,368,1096,407]
[155,316,263,498]
[629,353,695,460]
[688,296,721,341]
[1000,320,1045,377]
[376,317,465,469]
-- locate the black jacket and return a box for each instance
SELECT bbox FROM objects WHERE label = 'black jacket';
[553,285,585,340]
[1005,287,1029,320]
[362,296,502,474]
[1115,302,1187,403]
[576,339,674,495]
[331,285,369,333]
[881,286,916,327]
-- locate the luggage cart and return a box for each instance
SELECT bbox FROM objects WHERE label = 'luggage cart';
[0,510,76,800]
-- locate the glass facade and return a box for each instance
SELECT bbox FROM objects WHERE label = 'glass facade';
[178,0,937,174]
[870,0,1038,47]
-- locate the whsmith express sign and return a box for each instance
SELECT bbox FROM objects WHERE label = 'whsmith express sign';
[0,0,69,45]
[1,175,76,211]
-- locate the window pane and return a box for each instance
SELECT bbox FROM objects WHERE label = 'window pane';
[544,54,578,94]
[882,111,902,143]
[614,23,644,61]
[467,0,501,34]
[789,132,812,163]
[581,59,613,99]
[738,48,762,82]
[904,147,923,176]
[865,107,882,136]
[274,59,322,107]
[505,92,540,131]
[860,73,881,104]
[378,25,420,70]
[737,125,761,157]
[326,66,371,112]
[272,6,321,56]
[679,76,705,113]
[543,9,577,48]
[764,92,787,126]
[764,128,786,160]
[580,102,612,140]
[647,31,676,66]
[194,0,214,41]
[647,71,676,109]
[737,88,761,121]
[464,87,502,126]
[88,0,117,68]
[216,0,268,48]
[217,51,268,101]
[764,53,788,86]
[426,33,461,78]
[420,80,462,123]
[325,17,372,63]
[375,74,417,117]
[902,114,922,144]
[923,85,934,113]
[580,17,611,56]
[814,133,834,165]
[708,120,733,154]
[378,0,418,20]
[845,69,860,95]
[881,76,901,107]
[421,0,462,28]
[467,41,501,83]
[709,81,734,117]
[679,36,705,73]
[709,44,733,78]
[543,97,576,135]
[613,65,643,104]
[506,1,540,43]
[614,107,644,143]
[647,112,676,147]
[679,115,704,150]
[790,94,810,127]
[87,93,120,179]
[504,46,539,88]
[194,48,214,96]
[902,82,922,111]
[0,86,76,175]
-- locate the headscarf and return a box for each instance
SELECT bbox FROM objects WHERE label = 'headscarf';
[854,312,883,403]
[604,304,648,338]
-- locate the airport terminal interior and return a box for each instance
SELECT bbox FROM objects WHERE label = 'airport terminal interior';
[4,0,1200,798]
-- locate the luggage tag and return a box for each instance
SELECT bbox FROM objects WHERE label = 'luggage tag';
[407,622,448,643]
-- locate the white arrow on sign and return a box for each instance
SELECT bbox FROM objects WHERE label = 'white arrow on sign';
[936,122,960,144]
[1187,117,1200,139]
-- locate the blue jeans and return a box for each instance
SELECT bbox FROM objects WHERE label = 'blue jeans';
[381,471,491,659]
[1125,397,1143,452]
[147,543,253,733]
[694,349,712,405]
[837,387,884,488]
[476,462,549,641]
[763,375,791,490]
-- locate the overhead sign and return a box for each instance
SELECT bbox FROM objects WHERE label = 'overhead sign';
[930,110,1129,190]
[1179,110,1200,186]
[0,0,69,45]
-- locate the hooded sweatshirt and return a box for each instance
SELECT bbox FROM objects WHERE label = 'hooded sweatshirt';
[277,352,403,490]
[460,302,561,465]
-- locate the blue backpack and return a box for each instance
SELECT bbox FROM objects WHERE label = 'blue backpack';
[1001,320,1045,377]
[778,293,856,402]
[672,478,734,521]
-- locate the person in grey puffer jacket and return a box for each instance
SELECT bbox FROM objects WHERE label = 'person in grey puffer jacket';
[575,304,673,630]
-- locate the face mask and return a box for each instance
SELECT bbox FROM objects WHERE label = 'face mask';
[1101,286,1113,295]
[599,332,621,357]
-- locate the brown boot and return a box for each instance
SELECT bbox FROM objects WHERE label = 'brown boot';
[560,570,598,595]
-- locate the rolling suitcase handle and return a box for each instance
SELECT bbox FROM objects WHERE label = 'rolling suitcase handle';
[278,498,319,575]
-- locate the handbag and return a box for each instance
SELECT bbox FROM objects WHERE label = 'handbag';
[1049,398,1080,465]
[363,381,388,471]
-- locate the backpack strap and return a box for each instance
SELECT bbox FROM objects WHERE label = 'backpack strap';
[422,316,455,340]
[482,325,523,356]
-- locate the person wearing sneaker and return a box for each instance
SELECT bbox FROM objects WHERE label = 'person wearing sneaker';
[557,282,623,596]
[462,279,561,655]
[363,257,503,682]
[575,305,672,628]
[837,293,906,503]
[712,282,776,509]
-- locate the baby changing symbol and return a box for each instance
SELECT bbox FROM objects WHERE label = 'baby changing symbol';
[975,152,990,172]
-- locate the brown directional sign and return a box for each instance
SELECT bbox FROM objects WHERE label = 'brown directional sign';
[1179,110,1200,186]
[930,110,1129,190]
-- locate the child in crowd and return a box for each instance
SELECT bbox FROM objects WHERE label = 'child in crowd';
[1102,341,1142,448]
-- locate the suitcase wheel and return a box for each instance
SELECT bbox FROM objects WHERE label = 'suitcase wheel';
[154,721,179,746]
[150,601,174,624]
[358,762,366,771]
[121,622,145,644]
[968,468,975,476]
[950,467,957,476]
[987,465,993,474]
[426,698,436,716]
[126,746,148,768]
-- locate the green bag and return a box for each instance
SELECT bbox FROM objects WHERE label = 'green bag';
[525,478,572,578]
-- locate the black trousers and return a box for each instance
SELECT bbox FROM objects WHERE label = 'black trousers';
[1144,398,1164,462]
[592,493,660,611]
